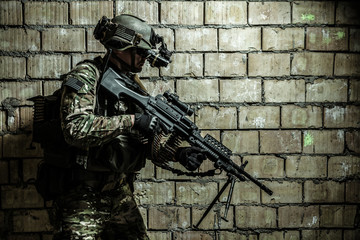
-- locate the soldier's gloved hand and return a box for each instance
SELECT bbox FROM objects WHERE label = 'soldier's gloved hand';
[176,146,207,171]
[133,113,166,136]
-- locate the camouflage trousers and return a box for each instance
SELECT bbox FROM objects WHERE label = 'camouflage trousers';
[53,178,149,240]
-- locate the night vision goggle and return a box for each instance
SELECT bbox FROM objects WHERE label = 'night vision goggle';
[94,16,172,68]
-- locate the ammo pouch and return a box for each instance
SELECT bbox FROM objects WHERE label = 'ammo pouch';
[35,161,74,201]
[92,134,147,173]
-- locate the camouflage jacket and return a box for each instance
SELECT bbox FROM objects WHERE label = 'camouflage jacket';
[60,58,148,172]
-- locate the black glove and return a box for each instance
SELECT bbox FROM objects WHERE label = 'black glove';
[133,113,166,136]
[176,146,207,171]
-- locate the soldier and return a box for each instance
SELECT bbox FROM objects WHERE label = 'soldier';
[52,14,206,240]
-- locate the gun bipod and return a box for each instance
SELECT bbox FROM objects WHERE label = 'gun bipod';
[193,161,248,229]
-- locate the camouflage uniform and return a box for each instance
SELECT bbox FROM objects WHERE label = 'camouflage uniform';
[53,57,150,240]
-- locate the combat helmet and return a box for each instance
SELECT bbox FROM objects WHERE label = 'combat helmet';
[94,14,155,51]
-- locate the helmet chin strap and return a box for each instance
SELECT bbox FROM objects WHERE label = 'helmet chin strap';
[109,47,138,73]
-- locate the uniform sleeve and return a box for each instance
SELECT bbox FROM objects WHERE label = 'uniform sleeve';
[60,63,133,149]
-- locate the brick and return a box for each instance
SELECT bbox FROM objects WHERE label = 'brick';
[116,1,158,24]
[286,156,327,178]
[140,62,160,78]
[249,2,290,25]
[20,107,33,132]
[263,27,304,51]
[148,206,190,230]
[235,206,276,228]
[87,28,107,53]
[217,232,248,240]
[260,130,301,154]
[249,53,290,77]
[177,79,219,102]
[70,1,113,25]
[205,53,246,77]
[328,156,360,178]
[262,181,302,203]
[279,206,319,228]
[23,159,41,182]
[173,232,214,240]
[350,29,360,52]
[221,180,260,204]
[346,181,360,203]
[244,155,284,178]
[285,231,300,240]
[304,181,344,203]
[0,56,26,79]
[205,1,246,25]
[0,81,42,105]
[196,106,237,130]
[347,131,360,153]
[134,182,174,205]
[0,1,22,25]
[43,80,62,96]
[303,130,344,154]
[306,79,347,102]
[25,2,68,25]
[161,53,203,77]
[176,28,217,51]
[219,79,261,103]
[264,80,305,103]
[28,55,71,78]
[320,205,357,228]
[193,205,234,230]
[336,2,360,25]
[219,28,261,51]
[142,80,174,96]
[303,230,342,240]
[137,161,155,180]
[344,229,360,240]
[291,52,334,76]
[13,210,53,232]
[176,182,217,205]
[325,106,360,128]
[292,1,335,24]
[307,27,348,51]
[282,105,322,128]
[3,134,43,158]
[350,80,360,102]
[0,161,8,184]
[9,160,20,184]
[222,131,259,154]
[161,1,203,25]
[72,53,102,69]
[0,28,40,51]
[259,232,289,240]
[239,106,280,129]
[43,28,85,52]
[334,53,360,76]
[0,111,5,134]
[1,185,43,209]
[147,232,171,240]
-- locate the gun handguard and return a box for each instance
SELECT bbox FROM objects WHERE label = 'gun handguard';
[100,67,273,196]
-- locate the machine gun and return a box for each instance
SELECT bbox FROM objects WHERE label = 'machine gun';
[100,67,273,227]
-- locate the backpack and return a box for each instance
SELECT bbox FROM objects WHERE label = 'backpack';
[29,88,76,200]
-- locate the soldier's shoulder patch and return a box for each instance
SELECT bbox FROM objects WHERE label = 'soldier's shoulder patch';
[64,77,85,92]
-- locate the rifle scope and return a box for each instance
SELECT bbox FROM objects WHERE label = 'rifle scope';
[163,91,194,117]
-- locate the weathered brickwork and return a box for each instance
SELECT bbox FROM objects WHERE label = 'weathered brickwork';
[0,1,359,239]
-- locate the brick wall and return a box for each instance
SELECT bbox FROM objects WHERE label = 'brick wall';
[1,1,359,239]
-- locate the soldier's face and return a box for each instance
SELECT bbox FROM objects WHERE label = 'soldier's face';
[111,48,147,73]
